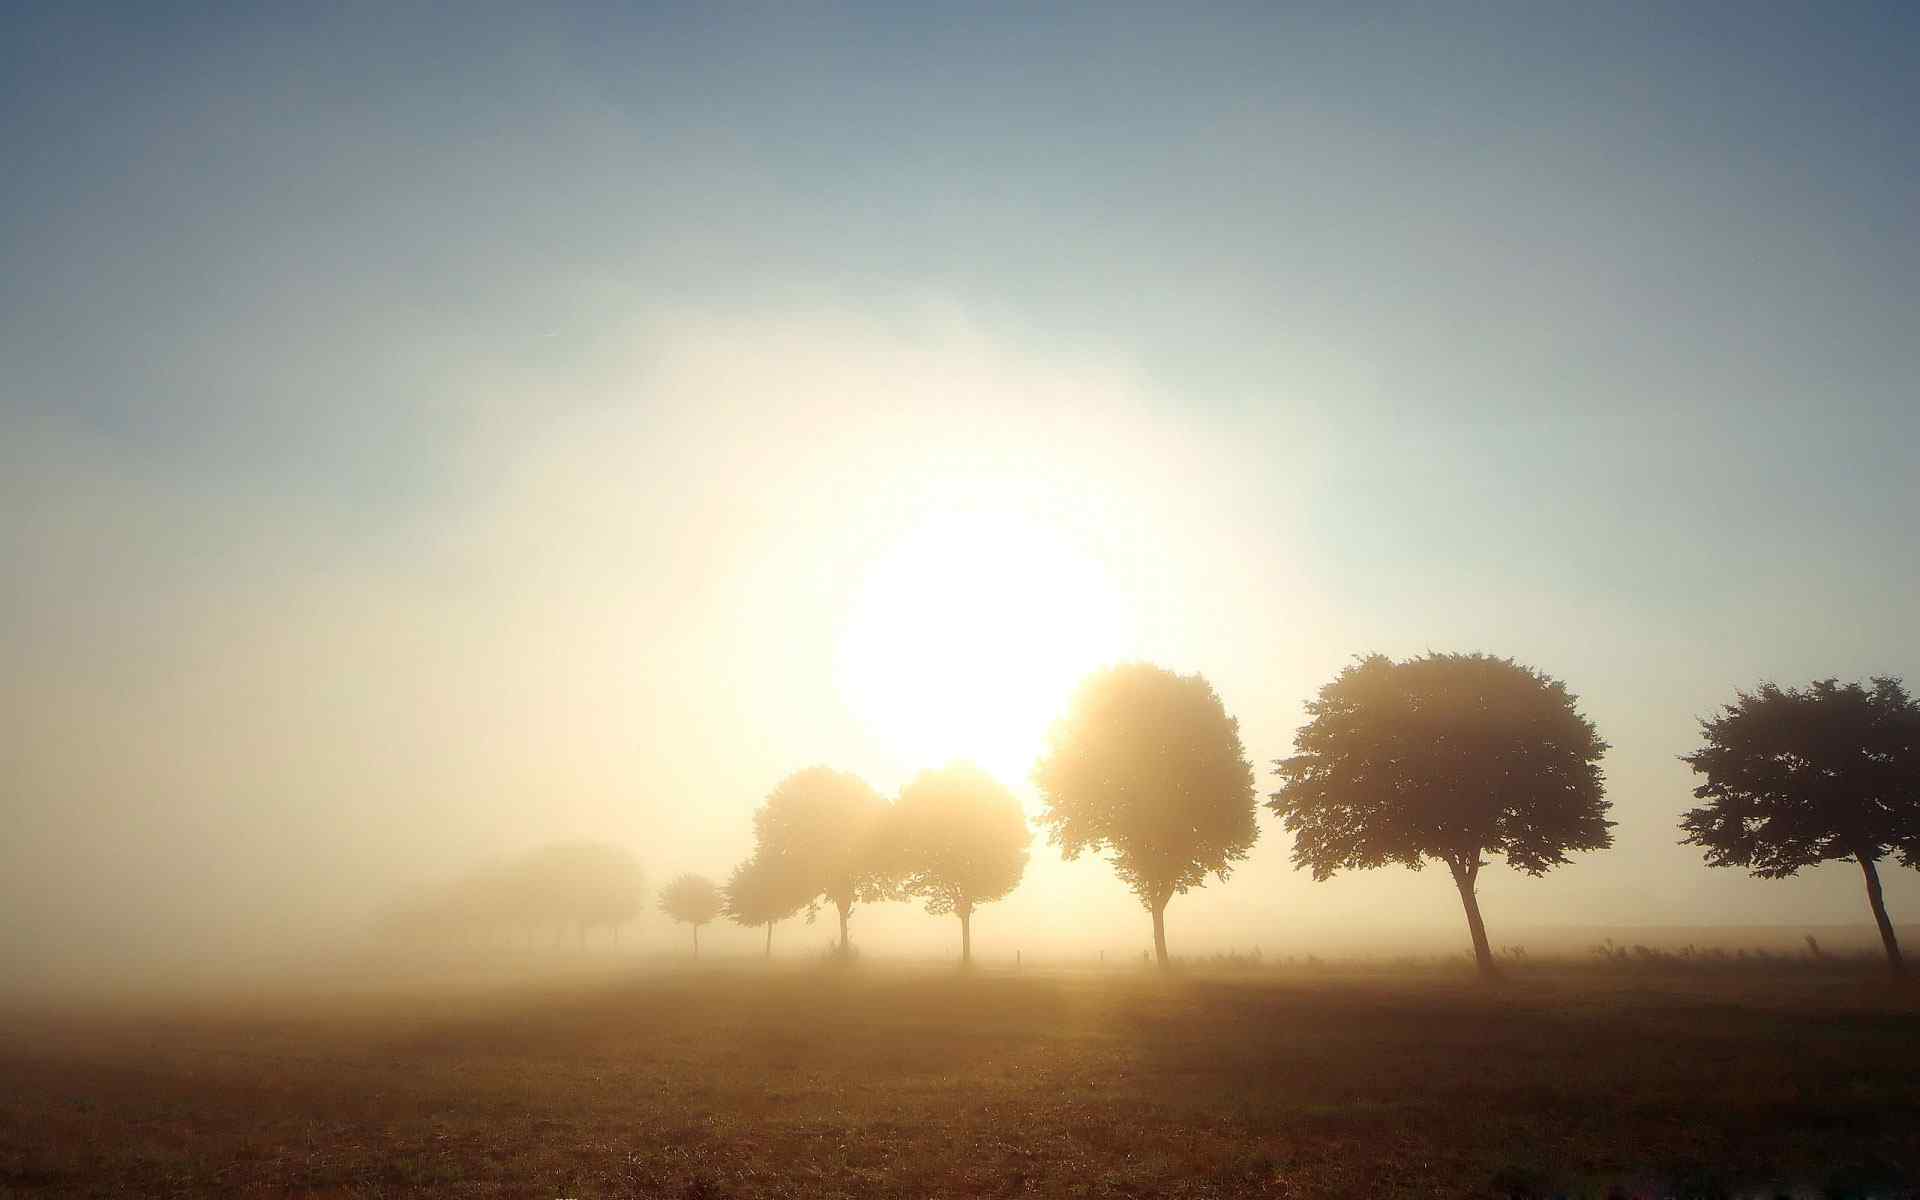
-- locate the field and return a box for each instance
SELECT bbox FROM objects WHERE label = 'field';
[3,962,1918,1198]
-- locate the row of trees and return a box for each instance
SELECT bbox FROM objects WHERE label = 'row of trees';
[657,763,1032,963]
[487,658,1914,983]
[743,659,1914,979]
[1268,657,1916,980]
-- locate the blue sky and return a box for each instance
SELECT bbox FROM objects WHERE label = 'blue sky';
[4,3,1918,969]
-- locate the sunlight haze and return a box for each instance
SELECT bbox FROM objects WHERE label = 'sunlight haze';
[4,2,1918,984]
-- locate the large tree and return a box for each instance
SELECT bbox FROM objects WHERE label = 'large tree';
[1680,677,1920,978]
[750,766,898,958]
[721,855,806,959]
[657,873,722,959]
[1034,663,1258,967]
[887,763,1031,965]
[1271,653,1612,979]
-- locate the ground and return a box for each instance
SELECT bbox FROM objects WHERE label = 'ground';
[2,962,1917,1198]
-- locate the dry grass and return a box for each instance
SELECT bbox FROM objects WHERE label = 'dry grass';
[2,963,1917,1198]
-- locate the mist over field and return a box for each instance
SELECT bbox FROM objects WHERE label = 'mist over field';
[5,5,1920,1195]
[8,302,1914,989]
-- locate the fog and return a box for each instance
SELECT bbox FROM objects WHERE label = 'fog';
[6,5,1919,995]
[7,305,1914,992]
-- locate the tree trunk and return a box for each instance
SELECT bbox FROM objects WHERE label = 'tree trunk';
[1150,897,1170,969]
[764,921,773,959]
[692,924,700,960]
[1859,853,1906,978]
[1450,860,1498,980]
[837,901,852,960]
[959,908,973,966]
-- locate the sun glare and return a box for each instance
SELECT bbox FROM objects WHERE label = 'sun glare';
[833,508,1132,789]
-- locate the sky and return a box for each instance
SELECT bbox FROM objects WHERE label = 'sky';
[4,2,1918,978]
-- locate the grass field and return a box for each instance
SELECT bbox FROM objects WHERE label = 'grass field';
[3,962,1917,1198]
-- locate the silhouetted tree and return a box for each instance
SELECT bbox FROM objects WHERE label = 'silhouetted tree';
[750,766,898,959]
[887,763,1031,965]
[1680,677,1920,978]
[657,873,722,959]
[722,855,806,958]
[1034,663,1257,967]
[1271,653,1611,980]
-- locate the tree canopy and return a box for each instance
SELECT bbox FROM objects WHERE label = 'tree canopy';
[657,873,722,957]
[1033,662,1257,966]
[749,766,898,957]
[1680,676,1920,976]
[1270,652,1611,978]
[721,855,807,958]
[887,762,1031,963]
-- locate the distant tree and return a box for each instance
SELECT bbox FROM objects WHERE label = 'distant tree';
[1271,653,1612,980]
[1034,663,1258,968]
[722,855,806,958]
[374,841,643,952]
[1680,677,1920,978]
[750,767,898,958]
[522,841,646,947]
[887,763,1032,965]
[657,873,722,959]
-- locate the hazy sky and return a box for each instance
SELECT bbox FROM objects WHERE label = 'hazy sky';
[5,3,1918,975]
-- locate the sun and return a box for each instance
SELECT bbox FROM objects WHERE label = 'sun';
[833,506,1132,789]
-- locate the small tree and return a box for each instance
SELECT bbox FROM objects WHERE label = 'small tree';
[1034,663,1258,967]
[522,841,645,947]
[1271,653,1612,979]
[722,855,805,958]
[751,767,898,958]
[657,873,722,959]
[888,763,1031,964]
[375,842,645,952]
[1681,677,1920,978]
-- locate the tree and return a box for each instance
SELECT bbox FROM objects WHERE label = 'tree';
[749,766,898,958]
[521,841,646,947]
[1680,677,1920,978]
[1271,653,1612,979]
[722,855,806,958]
[1034,663,1257,967]
[657,873,722,959]
[373,841,644,952]
[887,762,1031,965]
